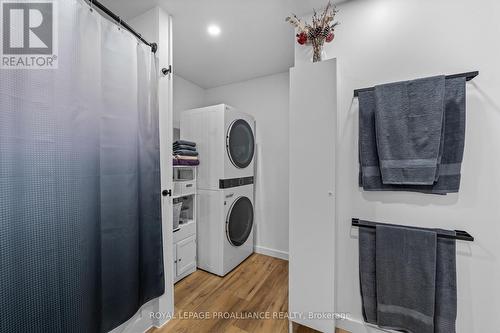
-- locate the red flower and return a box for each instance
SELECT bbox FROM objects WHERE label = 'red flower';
[326,32,335,43]
[297,32,307,45]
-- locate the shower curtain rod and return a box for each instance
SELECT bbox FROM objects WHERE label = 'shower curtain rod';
[352,218,474,242]
[88,0,158,53]
[353,71,479,97]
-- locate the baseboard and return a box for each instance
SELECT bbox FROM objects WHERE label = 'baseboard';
[151,317,170,331]
[336,317,395,333]
[254,245,289,260]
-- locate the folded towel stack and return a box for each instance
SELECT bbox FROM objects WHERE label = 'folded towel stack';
[359,76,466,194]
[173,140,200,166]
[359,222,457,333]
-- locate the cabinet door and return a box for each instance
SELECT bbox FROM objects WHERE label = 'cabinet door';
[176,235,196,277]
[173,245,177,279]
[289,59,337,333]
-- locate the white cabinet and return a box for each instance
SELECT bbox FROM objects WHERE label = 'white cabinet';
[173,220,197,283]
[173,245,177,279]
[289,58,337,333]
[173,165,197,283]
[175,235,197,278]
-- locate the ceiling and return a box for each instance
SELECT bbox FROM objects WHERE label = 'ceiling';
[101,0,343,88]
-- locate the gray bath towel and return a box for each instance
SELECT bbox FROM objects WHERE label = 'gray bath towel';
[358,221,457,333]
[358,90,380,187]
[358,90,443,194]
[434,229,457,333]
[376,224,437,333]
[431,77,466,194]
[358,76,466,194]
[359,224,377,325]
[374,76,446,185]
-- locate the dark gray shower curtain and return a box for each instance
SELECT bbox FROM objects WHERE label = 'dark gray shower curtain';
[0,1,164,332]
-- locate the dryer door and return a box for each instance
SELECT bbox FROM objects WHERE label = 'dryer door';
[226,196,254,247]
[226,119,255,169]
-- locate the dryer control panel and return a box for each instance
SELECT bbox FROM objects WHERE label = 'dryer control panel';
[219,176,254,189]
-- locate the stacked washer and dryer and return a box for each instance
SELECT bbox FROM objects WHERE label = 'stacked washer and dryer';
[181,104,255,276]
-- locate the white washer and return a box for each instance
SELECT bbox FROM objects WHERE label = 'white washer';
[197,185,254,276]
[181,104,255,191]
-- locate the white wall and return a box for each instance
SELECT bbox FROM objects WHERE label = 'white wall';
[173,75,206,129]
[204,73,290,259]
[173,72,291,258]
[296,1,500,332]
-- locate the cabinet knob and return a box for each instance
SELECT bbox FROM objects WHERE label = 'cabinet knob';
[162,189,172,197]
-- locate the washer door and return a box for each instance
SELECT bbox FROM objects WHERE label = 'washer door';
[226,119,255,169]
[226,196,254,247]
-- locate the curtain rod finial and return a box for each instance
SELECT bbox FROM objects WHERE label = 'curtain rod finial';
[151,43,158,53]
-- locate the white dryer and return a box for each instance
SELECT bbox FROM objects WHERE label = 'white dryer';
[197,184,254,276]
[181,104,255,191]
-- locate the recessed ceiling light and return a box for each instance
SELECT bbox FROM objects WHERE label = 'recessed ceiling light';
[207,24,221,37]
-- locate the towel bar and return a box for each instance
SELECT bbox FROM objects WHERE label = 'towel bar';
[352,218,474,242]
[353,71,479,97]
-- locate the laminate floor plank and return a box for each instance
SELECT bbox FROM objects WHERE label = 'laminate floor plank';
[150,253,349,333]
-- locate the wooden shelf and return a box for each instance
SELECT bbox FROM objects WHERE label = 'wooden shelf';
[178,219,195,228]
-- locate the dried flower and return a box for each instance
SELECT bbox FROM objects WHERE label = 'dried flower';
[286,1,339,62]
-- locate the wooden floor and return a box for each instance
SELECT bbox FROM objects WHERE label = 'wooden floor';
[150,253,349,333]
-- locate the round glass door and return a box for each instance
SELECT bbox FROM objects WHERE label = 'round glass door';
[226,119,255,169]
[226,197,254,247]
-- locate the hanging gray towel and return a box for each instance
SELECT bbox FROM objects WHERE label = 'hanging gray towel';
[376,224,437,333]
[374,76,446,185]
[358,222,458,333]
[359,90,443,194]
[358,90,380,188]
[358,76,466,194]
[430,77,466,194]
[359,222,378,325]
[434,230,457,333]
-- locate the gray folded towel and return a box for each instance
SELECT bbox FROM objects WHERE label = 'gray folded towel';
[358,76,466,194]
[173,140,196,147]
[173,144,197,151]
[374,76,446,185]
[376,224,437,333]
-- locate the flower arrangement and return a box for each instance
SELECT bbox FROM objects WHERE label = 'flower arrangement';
[286,1,339,62]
